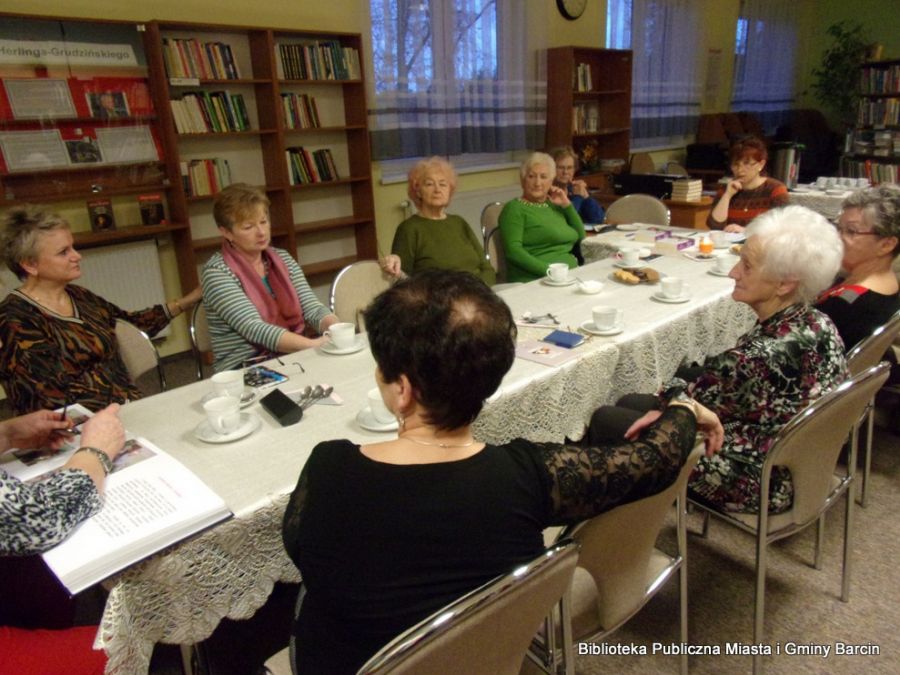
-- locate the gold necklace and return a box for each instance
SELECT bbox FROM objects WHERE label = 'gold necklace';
[400,434,475,449]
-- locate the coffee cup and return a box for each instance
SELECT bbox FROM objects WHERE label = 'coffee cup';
[620,248,640,267]
[367,387,395,424]
[324,322,356,350]
[856,177,869,188]
[825,177,837,189]
[592,305,623,331]
[546,263,569,283]
[713,254,733,274]
[212,370,244,398]
[203,396,242,434]
[816,176,828,189]
[710,231,727,248]
[661,276,684,299]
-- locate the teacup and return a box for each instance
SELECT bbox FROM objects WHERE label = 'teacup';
[710,231,728,248]
[203,396,242,434]
[619,248,640,267]
[661,277,684,299]
[856,177,870,188]
[212,370,244,398]
[713,254,733,274]
[546,263,569,283]
[367,387,395,424]
[325,322,356,350]
[825,177,837,189]
[815,176,828,189]
[592,305,623,331]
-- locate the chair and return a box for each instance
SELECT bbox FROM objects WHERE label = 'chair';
[665,161,688,176]
[629,152,656,174]
[115,319,166,390]
[484,227,520,291]
[190,303,212,380]
[689,362,890,675]
[480,201,504,246]
[845,309,900,506]
[604,194,670,227]
[329,260,392,332]
[535,444,704,675]
[357,541,579,675]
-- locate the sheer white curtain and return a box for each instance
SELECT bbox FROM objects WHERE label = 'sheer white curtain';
[731,0,797,130]
[368,0,545,161]
[607,0,702,150]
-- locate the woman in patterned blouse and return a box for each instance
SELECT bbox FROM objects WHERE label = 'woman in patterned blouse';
[0,206,202,414]
[589,205,848,514]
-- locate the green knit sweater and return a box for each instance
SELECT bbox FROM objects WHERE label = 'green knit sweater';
[498,199,584,282]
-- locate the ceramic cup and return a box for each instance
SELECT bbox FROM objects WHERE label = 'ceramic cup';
[661,276,684,299]
[816,176,828,189]
[367,387,395,424]
[212,370,244,398]
[324,322,356,350]
[546,263,569,283]
[710,231,728,248]
[856,177,870,188]
[203,396,242,434]
[713,254,733,274]
[592,305,623,331]
[620,248,640,266]
[825,177,837,189]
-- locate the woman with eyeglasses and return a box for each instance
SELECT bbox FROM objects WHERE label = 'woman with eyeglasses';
[707,137,789,234]
[816,185,900,351]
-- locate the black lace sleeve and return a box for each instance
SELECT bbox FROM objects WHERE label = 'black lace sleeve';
[535,405,697,524]
[282,461,310,571]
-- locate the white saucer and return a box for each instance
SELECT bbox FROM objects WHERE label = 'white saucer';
[540,277,578,287]
[792,186,811,193]
[580,320,623,336]
[319,335,367,355]
[826,188,847,196]
[682,251,716,262]
[652,292,691,304]
[617,224,640,231]
[356,407,399,432]
[194,412,261,444]
[200,388,258,409]
[613,260,643,269]
[708,268,733,277]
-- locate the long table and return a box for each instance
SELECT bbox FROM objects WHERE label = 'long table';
[97,243,756,673]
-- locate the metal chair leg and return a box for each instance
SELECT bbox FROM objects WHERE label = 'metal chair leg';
[815,514,825,570]
[842,478,855,602]
[677,495,689,675]
[859,403,874,507]
[753,508,769,675]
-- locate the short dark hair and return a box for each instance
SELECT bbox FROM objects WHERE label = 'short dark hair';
[363,269,516,431]
[0,205,69,280]
[729,136,768,165]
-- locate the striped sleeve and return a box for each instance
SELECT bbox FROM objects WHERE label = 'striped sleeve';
[275,250,332,332]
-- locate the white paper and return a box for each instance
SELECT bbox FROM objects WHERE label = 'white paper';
[95,125,158,163]
[3,78,76,119]
[0,129,69,171]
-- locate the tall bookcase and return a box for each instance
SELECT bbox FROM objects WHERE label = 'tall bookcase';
[843,58,900,185]
[545,47,632,185]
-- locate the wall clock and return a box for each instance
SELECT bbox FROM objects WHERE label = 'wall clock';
[557,0,587,21]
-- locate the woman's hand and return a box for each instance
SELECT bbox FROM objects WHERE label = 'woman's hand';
[547,185,571,208]
[0,410,73,453]
[692,401,724,455]
[379,254,403,278]
[723,224,745,234]
[724,179,743,198]
[571,179,590,198]
[80,404,126,462]
[624,410,662,440]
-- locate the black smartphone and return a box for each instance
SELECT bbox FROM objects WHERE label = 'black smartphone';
[259,388,303,426]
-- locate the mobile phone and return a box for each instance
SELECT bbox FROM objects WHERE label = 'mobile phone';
[244,366,288,389]
[259,388,303,426]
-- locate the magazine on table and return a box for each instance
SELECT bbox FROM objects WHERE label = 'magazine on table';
[0,404,231,595]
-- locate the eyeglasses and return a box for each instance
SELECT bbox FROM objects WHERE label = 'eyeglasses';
[834,224,880,239]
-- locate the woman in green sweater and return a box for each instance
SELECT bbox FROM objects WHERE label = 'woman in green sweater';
[499,152,585,282]
[382,157,495,286]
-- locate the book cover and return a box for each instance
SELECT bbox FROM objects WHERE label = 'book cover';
[86,91,130,119]
[87,198,116,232]
[138,194,165,225]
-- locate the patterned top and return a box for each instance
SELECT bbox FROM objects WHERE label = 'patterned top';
[686,303,847,513]
[706,177,789,230]
[283,406,697,673]
[0,468,101,556]
[0,286,171,414]
[201,249,332,372]
[391,214,496,285]
[816,283,900,352]
[498,199,585,282]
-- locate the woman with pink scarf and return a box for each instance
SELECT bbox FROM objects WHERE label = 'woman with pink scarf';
[201,184,339,372]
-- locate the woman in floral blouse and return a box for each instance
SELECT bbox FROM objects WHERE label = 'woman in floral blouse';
[589,205,848,514]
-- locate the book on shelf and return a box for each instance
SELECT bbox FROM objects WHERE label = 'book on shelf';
[86,198,116,232]
[0,403,231,595]
[162,37,241,80]
[138,193,166,225]
[670,179,703,202]
[275,41,359,81]
[281,92,320,129]
[575,62,592,92]
[170,92,249,134]
[286,147,339,185]
[180,158,232,197]
[86,91,130,119]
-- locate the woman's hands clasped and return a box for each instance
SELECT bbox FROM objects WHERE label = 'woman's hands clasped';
[624,401,724,456]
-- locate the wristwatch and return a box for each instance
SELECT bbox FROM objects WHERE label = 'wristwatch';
[660,378,698,418]
[77,446,114,475]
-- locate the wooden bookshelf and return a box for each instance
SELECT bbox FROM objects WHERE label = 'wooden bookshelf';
[844,58,900,185]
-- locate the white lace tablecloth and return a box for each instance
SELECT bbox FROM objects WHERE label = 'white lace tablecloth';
[97,250,756,673]
[789,189,852,221]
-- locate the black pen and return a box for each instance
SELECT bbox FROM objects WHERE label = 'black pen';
[60,398,79,435]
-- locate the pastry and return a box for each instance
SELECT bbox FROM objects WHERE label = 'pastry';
[613,269,640,285]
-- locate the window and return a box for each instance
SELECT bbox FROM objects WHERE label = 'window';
[368,0,544,161]
[730,0,797,132]
[606,0,702,150]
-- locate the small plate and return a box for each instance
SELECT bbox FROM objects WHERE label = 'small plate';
[708,268,733,277]
[540,277,578,287]
[826,188,847,196]
[612,260,643,269]
[652,292,691,304]
[682,251,716,262]
[577,281,604,295]
[356,407,399,432]
[616,224,640,231]
[791,186,811,193]
[194,412,261,444]
[580,320,623,336]
[201,388,258,409]
[319,335,367,355]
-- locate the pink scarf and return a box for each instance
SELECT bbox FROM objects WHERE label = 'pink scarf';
[221,244,305,334]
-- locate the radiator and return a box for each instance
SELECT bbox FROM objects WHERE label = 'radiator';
[399,183,521,242]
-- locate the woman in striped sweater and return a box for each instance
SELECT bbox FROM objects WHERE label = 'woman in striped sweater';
[201,184,339,372]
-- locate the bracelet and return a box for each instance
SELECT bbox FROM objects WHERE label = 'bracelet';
[76,446,114,475]
[667,394,699,420]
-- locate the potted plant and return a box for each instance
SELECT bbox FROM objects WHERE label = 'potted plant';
[811,21,870,129]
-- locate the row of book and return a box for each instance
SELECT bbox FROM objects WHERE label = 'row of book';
[842,158,900,185]
[85,195,166,232]
[574,63,593,92]
[670,179,703,202]
[180,158,233,197]
[572,103,599,134]
[856,98,900,127]
[850,129,900,157]
[162,38,242,80]
[170,92,250,134]
[860,65,900,95]
[275,41,361,81]
[286,147,339,185]
[282,92,321,129]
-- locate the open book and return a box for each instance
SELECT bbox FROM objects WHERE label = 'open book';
[0,404,231,595]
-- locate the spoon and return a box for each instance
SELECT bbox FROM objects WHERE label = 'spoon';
[294,385,313,405]
[305,385,334,410]
[301,385,325,410]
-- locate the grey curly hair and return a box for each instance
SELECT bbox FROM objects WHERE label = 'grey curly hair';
[841,185,900,257]
[0,205,69,280]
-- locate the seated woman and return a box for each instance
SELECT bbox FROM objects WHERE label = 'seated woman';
[816,185,900,351]
[498,152,585,282]
[382,157,494,285]
[0,207,201,414]
[707,136,789,233]
[550,146,605,224]
[589,206,847,514]
[282,269,723,674]
[201,183,339,372]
